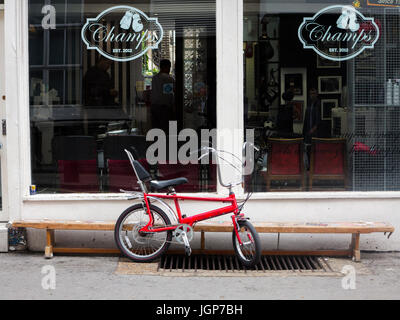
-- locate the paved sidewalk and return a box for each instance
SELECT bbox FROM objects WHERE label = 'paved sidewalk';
[0,251,399,300]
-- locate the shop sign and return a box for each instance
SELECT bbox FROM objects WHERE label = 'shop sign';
[81,6,163,62]
[367,0,400,7]
[298,5,380,61]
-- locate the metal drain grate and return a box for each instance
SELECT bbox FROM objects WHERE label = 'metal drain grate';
[158,254,333,273]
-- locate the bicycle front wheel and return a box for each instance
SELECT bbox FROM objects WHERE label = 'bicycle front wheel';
[232,220,261,268]
[114,204,172,262]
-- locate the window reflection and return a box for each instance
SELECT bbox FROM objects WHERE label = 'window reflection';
[244,0,400,192]
[29,0,217,193]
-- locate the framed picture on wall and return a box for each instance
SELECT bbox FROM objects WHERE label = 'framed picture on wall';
[284,73,303,95]
[317,55,341,68]
[292,100,304,122]
[280,68,307,105]
[318,76,342,94]
[321,99,338,120]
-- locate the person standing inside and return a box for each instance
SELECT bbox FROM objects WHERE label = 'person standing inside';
[151,59,175,133]
[277,90,295,136]
[83,57,119,136]
[303,88,321,143]
[83,57,118,107]
[303,87,321,168]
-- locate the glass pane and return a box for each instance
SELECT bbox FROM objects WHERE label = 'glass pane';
[29,0,217,194]
[65,26,81,65]
[65,68,81,105]
[66,0,83,24]
[48,70,64,105]
[49,29,65,65]
[29,28,44,66]
[243,0,400,193]
[28,0,45,25]
[29,70,44,105]
[51,0,66,25]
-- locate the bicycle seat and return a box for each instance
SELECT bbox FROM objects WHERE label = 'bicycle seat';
[150,178,188,191]
[127,153,188,191]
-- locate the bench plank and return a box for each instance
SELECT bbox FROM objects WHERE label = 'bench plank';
[12,220,115,231]
[194,221,395,234]
[12,220,394,234]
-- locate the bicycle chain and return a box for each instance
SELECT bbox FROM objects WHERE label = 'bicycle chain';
[125,223,194,246]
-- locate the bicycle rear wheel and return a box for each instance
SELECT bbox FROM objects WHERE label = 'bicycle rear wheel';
[232,220,261,268]
[114,204,172,262]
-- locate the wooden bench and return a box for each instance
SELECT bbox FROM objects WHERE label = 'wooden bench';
[11,220,394,261]
[11,220,118,258]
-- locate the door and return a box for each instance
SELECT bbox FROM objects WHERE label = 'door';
[0,7,8,222]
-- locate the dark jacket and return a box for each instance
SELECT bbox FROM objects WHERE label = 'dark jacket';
[303,98,321,142]
[83,66,115,107]
[277,103,294,134]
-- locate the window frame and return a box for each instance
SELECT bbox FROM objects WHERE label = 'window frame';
[24,0,229,198]
[14,0,400,200]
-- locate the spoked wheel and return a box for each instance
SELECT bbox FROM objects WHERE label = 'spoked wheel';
[232,220,261,268]
[114,204,172,262]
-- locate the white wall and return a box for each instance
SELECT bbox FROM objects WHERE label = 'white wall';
[4,0,30,224]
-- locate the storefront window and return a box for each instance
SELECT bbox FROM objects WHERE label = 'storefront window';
[29,0,216,193]
[244,0,400,192]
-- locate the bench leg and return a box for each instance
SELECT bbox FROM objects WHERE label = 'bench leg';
[45,229,55,259]
[350,233,361,262]
[200,231,205,251]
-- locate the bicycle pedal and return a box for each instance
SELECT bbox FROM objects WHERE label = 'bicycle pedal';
[185,246,192,256]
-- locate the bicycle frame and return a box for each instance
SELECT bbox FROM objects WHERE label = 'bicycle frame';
[137,192,245,245]
[140,192,237,229]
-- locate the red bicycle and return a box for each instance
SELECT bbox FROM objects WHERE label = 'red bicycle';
[114,144,261,267]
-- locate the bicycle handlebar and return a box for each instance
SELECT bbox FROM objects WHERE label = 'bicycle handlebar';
[195,143,259,189]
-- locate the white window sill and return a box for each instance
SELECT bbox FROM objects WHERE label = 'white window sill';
[243,191,400,200]
[22,192,222,202]
[22,191,400,202]
[22,193,131,202]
